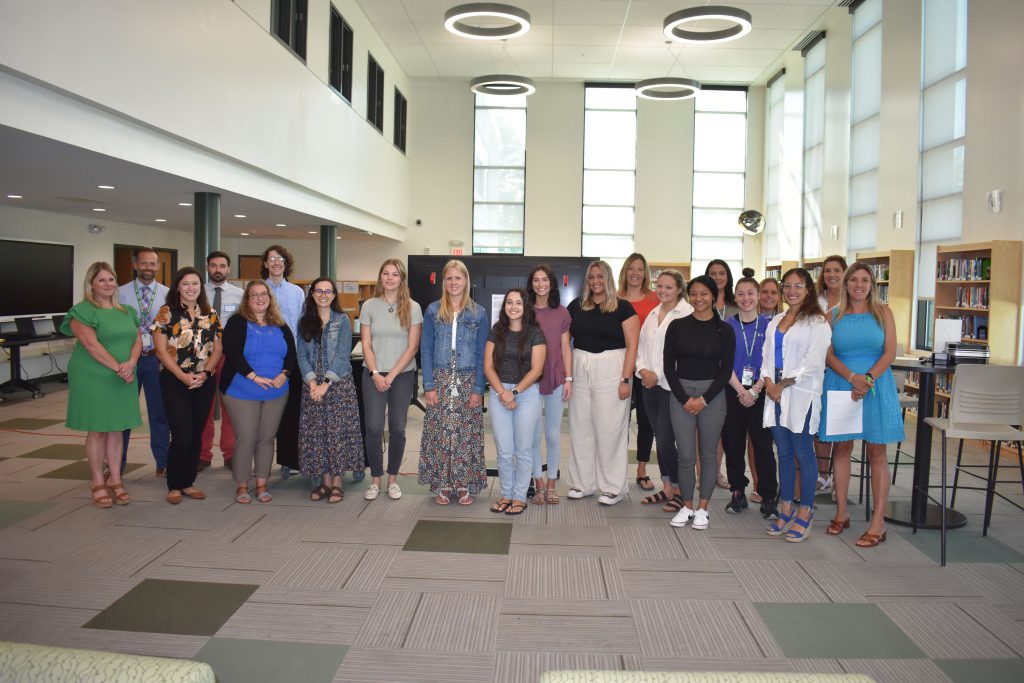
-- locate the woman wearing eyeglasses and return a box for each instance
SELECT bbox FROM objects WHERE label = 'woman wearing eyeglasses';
[220,280,297,503]
[297,278,366,504]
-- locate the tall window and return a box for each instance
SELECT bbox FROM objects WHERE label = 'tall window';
[472,94,527,254]
[691,88,748,276]
[328,5,353,101]
[272,0,307,60]
[764,73,785,264]
[367,54,384,132]
[394,88,408,153]
[582,85,636,266]
[802,37,826,260]
[848,0,882,253]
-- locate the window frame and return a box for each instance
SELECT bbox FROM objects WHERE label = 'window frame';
[271,0,308,61]
[366,53,385,133]
[393,87,408,153]
[472,94,528,254]
[328,5,353,102]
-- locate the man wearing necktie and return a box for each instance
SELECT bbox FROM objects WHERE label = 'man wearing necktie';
[199,251,244,471]
[117,247,171,475]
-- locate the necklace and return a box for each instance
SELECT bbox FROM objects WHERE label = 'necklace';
[384,297,397,313]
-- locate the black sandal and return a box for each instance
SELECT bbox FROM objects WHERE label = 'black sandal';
[663,495,684,512]
[640,490,668,505]
[636,476,655,491]
[491,499,512,513]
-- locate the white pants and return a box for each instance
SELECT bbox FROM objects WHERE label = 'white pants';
[568,348,630,497]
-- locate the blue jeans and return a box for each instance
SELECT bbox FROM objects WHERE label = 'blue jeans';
[490,383,541,501]
[531,387,564,479]
[121,354,170,470]
[771,403,816,507]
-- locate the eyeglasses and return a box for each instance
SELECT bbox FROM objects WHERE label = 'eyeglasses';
[312,288,335,296]
[249,292,270,299]
[266,256,286,263]
[782,283,807,290]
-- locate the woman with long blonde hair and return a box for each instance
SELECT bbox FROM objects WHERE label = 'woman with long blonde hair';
[419,260,489,505]
[360,259,423,501]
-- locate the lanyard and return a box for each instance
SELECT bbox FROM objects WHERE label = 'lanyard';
[739,315,761,360]
[133,280,155,323]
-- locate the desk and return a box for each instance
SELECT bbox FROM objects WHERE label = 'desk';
[886,358,966,530]
[0,334,67,398]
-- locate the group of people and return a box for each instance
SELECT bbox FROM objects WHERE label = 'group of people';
[64,249,902,547]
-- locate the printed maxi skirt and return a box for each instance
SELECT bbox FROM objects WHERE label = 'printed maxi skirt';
[418,363,487,495]
[298,345,365,477]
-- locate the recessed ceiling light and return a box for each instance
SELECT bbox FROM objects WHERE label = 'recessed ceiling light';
[178,202,192,207]
[234,214,246,218]
[5,194,23,199]
[240,232,250,236]
[276,223,287,227]
[97,185,115,190]
[155,218,167,222]
[308,231,318,234]
[336,236,341,240]
[92,208,106,212]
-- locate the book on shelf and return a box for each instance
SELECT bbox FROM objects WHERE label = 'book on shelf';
[940,314,988,340]
[878,284,889,302]
[952,285,989,309]
[867,263,889,281]
[936,257,991,281]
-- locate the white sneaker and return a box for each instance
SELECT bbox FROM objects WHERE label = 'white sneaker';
[364,484,380,501]
[597,492,622,505]
[567,488,586,499]
[692,508,710,530]
[387,483,402,500]
[670,506,695,528]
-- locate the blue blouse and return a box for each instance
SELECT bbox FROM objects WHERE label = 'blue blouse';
[225,322,289,400]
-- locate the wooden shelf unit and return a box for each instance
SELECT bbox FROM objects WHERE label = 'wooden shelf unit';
[934,241,1021,365]
[802,256,826,285]
[339,281,377,326]
[763,260,799,282]
[649,262,691,287]
[856,249,916,353]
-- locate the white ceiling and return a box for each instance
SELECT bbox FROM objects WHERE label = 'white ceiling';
[356,0,836,83]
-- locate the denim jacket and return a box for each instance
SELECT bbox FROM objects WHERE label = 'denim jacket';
[421,300,489,395]
[296,310,353,383]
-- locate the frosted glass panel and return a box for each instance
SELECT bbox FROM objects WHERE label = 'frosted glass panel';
[695,89,746,113]
[916,241,939,298]
[583,170,635,206]
[767,168,780,206]
[803,215,821,260]
[849,170,879,217]
[922,78,966,150]
[803,189,822,232]
[584,110,636,170]
[921,194,963,241]
[582,233,634,258]
[803,71,825,147]
[473,229,524,251]
[473,203,524,231]
[765,205,781,261]
[851,26,882,123]
[804,145,824,192]
[585,87,636,110]
[848,213,877,251]
[582,206,634,235]
[693,172,744,208]
[921,144,964,200]
[804,40,826,75]
[692,208,744,237]
[769,77,784,105]
[474,168,525,202]
[475,93,527,108]
[922,0,968,87]
[694,113,746,172]
[850,117,880,175]
[474,108,526,166]
[692,236,743,262]
[852,0,883,39]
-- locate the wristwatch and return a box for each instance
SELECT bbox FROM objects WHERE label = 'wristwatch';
[368,369,378,376]
[511,388,520,397]
[564,376,574,383]
[203,370,214,379]
[621,377,630,385]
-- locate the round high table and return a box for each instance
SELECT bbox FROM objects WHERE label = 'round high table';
[886,359,966,529]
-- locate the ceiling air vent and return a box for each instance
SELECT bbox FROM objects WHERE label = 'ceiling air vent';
[794,30,826,56]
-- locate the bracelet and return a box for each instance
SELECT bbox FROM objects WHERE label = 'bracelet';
[700,396,708,406]
[848,372,855,383]
[864,372,875,385]
[564,376,574,383]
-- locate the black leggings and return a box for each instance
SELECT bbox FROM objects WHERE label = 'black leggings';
[160,372,215,492]
[722,388,777,500]
[632,380,654,463]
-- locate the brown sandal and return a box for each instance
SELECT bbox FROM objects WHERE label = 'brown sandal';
[328,486,344,504]
[505,500,527,515]
[641,491,669,505]
[309,484,330,502]
[491,499,512,513]
[855,530,887,548]
[545,488,559,504]
[108,483,131,505]
[91,484,113,509]
[663,495,684,513]
[825,517,851,536]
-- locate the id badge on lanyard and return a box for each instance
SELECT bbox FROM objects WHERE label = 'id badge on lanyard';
[741,365,755,386]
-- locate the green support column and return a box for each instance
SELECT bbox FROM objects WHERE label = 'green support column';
[320,225,338,280]
[194,192,221,268]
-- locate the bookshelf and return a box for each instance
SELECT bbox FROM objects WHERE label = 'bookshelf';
[934,241,1021,365]
[856,249,915,353]
[649,262,691,287]
[763,261,799,282]
[802,256,826,285]
[339,281,377,326]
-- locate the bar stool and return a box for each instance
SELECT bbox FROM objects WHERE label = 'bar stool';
[923,364,1024,566]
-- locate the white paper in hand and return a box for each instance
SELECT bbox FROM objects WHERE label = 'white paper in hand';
[826,390,863,436]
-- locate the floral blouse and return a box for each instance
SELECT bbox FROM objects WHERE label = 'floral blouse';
[152,305,221,373]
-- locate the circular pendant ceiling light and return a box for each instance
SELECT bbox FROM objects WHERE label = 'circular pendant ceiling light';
[470,75,536,96]
[663,6,753,43]
[444,3,532,40]
[635,77,701,101]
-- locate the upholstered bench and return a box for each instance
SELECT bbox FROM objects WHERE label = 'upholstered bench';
[0,641,215,683]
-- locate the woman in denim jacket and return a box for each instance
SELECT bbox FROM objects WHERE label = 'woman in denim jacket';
[419,260,489,505]
[296,277,366,504]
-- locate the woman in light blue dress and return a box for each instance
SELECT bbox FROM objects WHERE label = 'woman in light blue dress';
[820,262,902,548]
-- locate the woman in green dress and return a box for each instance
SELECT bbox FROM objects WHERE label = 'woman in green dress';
[61,262,143,508]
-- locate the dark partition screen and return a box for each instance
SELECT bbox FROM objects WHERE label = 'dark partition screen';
[0,239,74,317]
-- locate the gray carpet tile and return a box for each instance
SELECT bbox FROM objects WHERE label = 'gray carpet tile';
[953,602,1024,657]
[0,602,99,628]
[356,495,426,521]
[631,599,774,659]
[300,518,417,546]
[728,559,831,603]
[53,535,179,578]
[641,658,797,672]
[0,622,74,647]
[267,545,367,589]
[353,591,421,648]
[618,560,743,601]
[140,565,276,585]
[787,658,846,673]
[500,598,633,617]
[673,526,721,560]
[711,534,849,561]
[505,555,619,599]
[0,573,138,610]
[332,647,496,683]
[229,509,321,546]
[112,503,263,534]
[879,601,1019,658]
[403,592,501,652]
[216,602,369,644]
[544,499,610,526]
[56,629,209,659]
[839,529,937,565]
[733,601,788,659]
[0,529,91,563]
[381,551,507,594]
[157,540,296,572]
[0,499,93,533]
[343,547,400,591]
[247,585,378,608]
[798,560,869,603]
[837,658,955,683]
[494,652,644,682]
[27,501,121,535]
[611,525,688,559]
[510,542,620,558]
[948,563,1024,604]
[511,525,614,548]
[495,613,642,654]
[838,565,985,601]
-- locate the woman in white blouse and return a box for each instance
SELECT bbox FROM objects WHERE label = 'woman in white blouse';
[760,268,832,542]
[635,269,693,511]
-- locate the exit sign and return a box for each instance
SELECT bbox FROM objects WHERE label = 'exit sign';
[451,248,464,255]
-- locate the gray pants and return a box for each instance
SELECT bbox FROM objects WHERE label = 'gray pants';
[362,369,415,477]
[222,392,289,483]
[668,378,726,503]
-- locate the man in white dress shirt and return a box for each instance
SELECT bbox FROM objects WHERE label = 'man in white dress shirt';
[198,251,244,471]
[117,247,170,475]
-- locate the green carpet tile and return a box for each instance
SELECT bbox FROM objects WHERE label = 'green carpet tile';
[0,499,55,529]
[0,417,64,430]
[40,461,145,480]
[755,603,927,659]
[935,658,1024,683]
[84,578,258,636]
[403,519,513,555]
[194,638,347,683]
[894,527,1024,564]
[17,443,86,460]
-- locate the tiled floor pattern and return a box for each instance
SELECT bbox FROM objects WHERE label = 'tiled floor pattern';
[0,383,1023,682]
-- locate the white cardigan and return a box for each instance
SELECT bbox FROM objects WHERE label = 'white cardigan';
[760,312,832,433]
[635,298,694,390]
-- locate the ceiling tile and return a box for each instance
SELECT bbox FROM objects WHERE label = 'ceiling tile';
[517,62,554,78]
[553,24,625,45]
[400,61,442,77]
[503,44,554,62]
[738,28,802,50]
[431,60,494,78]
[728,66,772,83]
[672,47,742,67]
[374,23,423,45]
[731,48,787,67]
[618,25,669,46]
[553,45,618,63]
[554,1,633,25]
[769,4,830,30]
[613,45,680,66]
[553,63,613,80]
[354,0,410,24]
[388,44,434,63]
[426,44,496,62]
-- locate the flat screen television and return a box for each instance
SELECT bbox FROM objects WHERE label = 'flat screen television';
[0,239,75,318]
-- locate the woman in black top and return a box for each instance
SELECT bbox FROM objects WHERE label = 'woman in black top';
[664,275,735,531]
[566,260,640,506]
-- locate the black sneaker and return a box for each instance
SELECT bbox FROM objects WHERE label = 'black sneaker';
[760,498,779,519]
[725,491,748,513]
